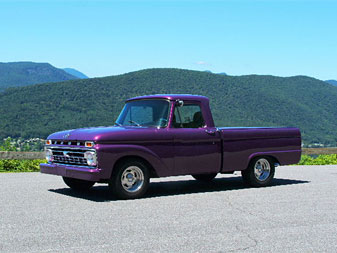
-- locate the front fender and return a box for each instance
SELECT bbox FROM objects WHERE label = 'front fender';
[95,144,171,179]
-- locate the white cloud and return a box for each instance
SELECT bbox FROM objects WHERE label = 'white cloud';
[196,61,207,65]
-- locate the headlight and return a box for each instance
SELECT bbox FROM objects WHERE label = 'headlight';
[46,149,53,162]
[45,140,52,145]
[84,151,97,166]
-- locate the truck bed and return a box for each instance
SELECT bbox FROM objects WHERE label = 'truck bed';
[218,127,301,172]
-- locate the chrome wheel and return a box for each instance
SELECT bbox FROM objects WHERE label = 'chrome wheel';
[254,158,271,181]
[121,166,144,193]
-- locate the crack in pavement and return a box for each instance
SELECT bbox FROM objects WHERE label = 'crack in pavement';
[223,195,260,252]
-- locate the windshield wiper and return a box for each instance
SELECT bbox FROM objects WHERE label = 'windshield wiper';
[129,120,141,126]
[115,122,122,126]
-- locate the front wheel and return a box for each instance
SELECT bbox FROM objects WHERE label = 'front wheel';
[109,159,150,199]
[241,157,275,187]
[62,177,95,191]
[192,173,217,182]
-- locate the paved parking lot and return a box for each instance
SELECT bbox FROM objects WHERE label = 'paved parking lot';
[1,165,337,252]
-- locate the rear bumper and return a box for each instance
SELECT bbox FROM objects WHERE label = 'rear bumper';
[40,163,100,181]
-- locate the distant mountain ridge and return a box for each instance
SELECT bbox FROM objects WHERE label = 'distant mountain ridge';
[0,68,336,145]
[325,80,337,87]
[0,62,79,91]
[63,68,88,79]
[204,70,227,75]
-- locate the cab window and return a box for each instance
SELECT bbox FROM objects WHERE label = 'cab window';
[172,104,205,128]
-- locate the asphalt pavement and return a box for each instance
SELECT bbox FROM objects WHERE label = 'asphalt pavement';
[1,165,337,252]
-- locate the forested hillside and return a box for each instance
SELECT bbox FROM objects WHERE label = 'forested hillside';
[0,62,78,91]
[326,80,337,87]
[0,68,336,145]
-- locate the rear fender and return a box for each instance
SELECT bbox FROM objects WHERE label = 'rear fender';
[247,150,301,168]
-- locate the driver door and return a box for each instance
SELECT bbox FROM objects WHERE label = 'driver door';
[171,102,221,175]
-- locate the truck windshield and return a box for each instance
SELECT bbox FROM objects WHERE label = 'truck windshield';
[116,99,170,127]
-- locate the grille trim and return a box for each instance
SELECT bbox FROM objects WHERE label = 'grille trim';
[49,146,96,167]
[50,140,86,146]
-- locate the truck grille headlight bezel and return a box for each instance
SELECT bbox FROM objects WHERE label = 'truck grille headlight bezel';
[46,149,53,162]
[84,151,97,166]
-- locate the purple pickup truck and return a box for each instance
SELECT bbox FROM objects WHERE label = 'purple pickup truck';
[40,94,301,199]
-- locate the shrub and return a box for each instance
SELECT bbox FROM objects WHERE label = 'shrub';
[298,154,337,165]
[0,159,46,172]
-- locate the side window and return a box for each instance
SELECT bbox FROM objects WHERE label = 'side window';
[173,104,205,128]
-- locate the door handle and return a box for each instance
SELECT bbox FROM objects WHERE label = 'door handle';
[205,129,216,135]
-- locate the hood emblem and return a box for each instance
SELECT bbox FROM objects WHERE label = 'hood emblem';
[63,133,70,139]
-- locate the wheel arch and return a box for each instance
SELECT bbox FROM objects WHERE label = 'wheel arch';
[112,155,158,179]
[96,144,169,179]
[246,153,280,170]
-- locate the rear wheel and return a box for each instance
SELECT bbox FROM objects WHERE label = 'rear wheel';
[62,177,95,191]
[241,157,275,187]
[109,159,150,199]
[192,173,217,182]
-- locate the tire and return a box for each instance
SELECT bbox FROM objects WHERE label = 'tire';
[192,173,217,182]
[109,159,150,200]
[241,157,275,187]
[62,177,95,191]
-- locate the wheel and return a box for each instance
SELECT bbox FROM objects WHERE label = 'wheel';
[192,173,217,182]
[109,159,150,199]
[62,177,95,191]
[241,157,275,187]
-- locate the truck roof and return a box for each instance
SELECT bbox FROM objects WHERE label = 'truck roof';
[126,94,209,102]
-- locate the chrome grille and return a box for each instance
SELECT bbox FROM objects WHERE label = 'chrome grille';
[50,147,94,167]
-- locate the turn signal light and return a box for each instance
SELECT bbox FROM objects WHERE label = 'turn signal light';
[85,141,94,148]
[45,140,52,145]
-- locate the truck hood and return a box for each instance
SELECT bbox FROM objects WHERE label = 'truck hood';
[47,126,157,143]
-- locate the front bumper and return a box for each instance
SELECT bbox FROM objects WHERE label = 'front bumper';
[40,163,100,181]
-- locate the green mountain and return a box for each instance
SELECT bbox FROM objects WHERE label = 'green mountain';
[0,62,78,91]
[63,68,88,79]
[325,80,337,87]
[0,68,336,145]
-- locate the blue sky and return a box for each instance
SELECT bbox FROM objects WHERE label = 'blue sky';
[0,0,336,79]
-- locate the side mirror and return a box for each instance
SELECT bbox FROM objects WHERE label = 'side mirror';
[176,100,184,107]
